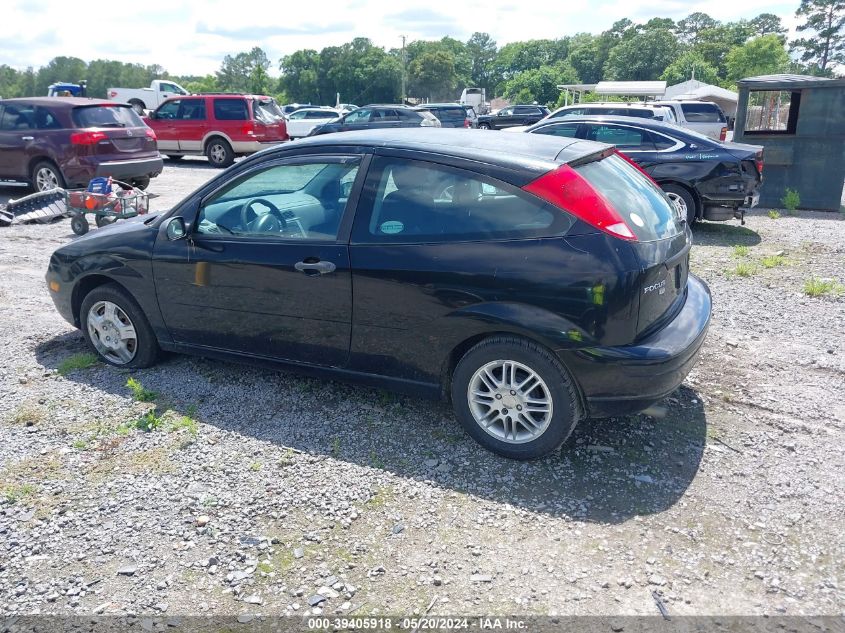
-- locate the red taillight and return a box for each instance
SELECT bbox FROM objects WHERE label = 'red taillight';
[755,150,764,176]
[464,118,470,128]
[614,149,658,186]
[241,122,255,136]
[720,127,727,141]
[70,131,108,145]
[523,163,637,241]
[145,128,157,141]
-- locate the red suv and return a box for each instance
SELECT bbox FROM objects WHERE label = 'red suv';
[0,98,162,191]
[144,94,288,168]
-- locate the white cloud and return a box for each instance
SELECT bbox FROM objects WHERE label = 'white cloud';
[2,0,800,76]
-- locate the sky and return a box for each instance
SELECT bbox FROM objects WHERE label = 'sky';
[2,0,802,77]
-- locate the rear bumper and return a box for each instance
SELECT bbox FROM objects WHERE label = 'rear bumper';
[560,274,711,418]
[231,140,287,154]
[95,156,164,180]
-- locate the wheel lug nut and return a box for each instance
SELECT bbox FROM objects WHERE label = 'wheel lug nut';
[517,405,522,411]
[510,390,516,395]
[503,409,508,414]
[495,394,502,399]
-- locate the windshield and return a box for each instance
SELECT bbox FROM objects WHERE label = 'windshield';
[72,105,145,128]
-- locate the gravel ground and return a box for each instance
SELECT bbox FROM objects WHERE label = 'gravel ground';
[0,159,843,619]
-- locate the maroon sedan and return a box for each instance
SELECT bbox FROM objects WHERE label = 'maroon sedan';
[0,98,163,192]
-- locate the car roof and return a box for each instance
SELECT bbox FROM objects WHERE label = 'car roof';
[362,103,411,108]
[0,97,114,108]
[415,103,463,108]
[282,128,609,170]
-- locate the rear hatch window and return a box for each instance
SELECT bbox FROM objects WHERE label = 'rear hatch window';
[681,103,726,123]
[72,105,145,128]
[576,153,688,338]
[431,107,467,123]
[575,154,682,241]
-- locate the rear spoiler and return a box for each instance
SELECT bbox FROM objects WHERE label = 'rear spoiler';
[557,141,615,167]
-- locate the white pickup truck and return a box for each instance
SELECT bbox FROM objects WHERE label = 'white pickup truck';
[107,80,189,114]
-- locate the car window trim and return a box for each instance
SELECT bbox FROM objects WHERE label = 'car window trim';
[193,153,372,246]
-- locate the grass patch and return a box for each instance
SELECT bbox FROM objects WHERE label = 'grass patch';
[767,210,781,219]
[731,262,758,278]
[57,353,98,376]
[8,403,47,426]
[72,439,89,450]
[126,377,157,402]
[278,448,296,467]
[803,277,844,298]
[2,482,36,504]
[168,414,199,437]
[366,485,393,509]
[249,461,262,471]
[760,254,788,269]
[369,450,385,469]
[732,245,749,258]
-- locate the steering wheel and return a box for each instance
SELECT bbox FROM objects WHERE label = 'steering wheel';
[240,198,285,233]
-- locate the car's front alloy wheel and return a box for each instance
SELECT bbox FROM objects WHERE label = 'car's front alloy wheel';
[452,336,581,459]
[80,283,159,368]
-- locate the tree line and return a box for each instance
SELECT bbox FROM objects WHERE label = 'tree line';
[0,0,841,107]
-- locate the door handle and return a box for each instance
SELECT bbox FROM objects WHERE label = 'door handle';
[21,136,34,141]
[295,260,336,274]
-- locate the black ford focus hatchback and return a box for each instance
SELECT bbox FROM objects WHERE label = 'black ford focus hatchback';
[46,129,711,459]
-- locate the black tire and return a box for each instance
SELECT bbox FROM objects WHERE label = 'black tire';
[80,283,159,368]
[129,100,145,115]
[95,214,116,228]
[206,138,234,168]
[451,336,582,460]
[31,160,65,192]
[132,176,150,190]
[166,155,184,161]
[70,215,89,235]
[662,183,697,226]
[478,123,491,130]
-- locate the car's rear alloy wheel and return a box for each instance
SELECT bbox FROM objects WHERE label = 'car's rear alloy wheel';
[206,139,234,168]
[478,123,491,130]
[468,360,553,443]
[32,161,65,192]
[80,284,159,368]
[452,336,581,460]
[662,184,696,225]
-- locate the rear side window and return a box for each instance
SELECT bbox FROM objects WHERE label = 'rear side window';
[576,154,681,241]
[352,157,575,243]
[585,124,656,150]
[681,103,726,123]
[72,105,144,128]
[213,99,248,121]
[607,109,654,118]
[179,99,206,120]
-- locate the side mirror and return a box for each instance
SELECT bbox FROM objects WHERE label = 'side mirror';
[148,111,157,120]
[166,217,187,241]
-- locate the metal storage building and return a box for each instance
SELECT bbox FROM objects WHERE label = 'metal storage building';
[733,74,845,211]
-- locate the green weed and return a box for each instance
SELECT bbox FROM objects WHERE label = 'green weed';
[803,277,844,298]
[732,262,757,277]
[57,353,98,376]
[760,254,788,268]
[732,245,749,258]
[126,377,157,402]
[132,411,163,432]
[767,210,781,219]
[782,188,800,215]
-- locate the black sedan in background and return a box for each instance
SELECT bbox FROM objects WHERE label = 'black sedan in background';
[46,129,710,460]
[308,104,440,136]
[477,104,550,130]
[516,115,763,224]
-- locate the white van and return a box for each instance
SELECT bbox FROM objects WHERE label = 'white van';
[650,100,728,140]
